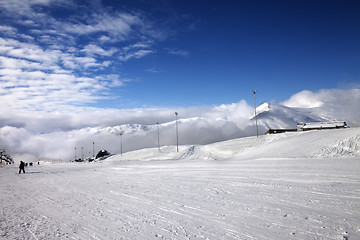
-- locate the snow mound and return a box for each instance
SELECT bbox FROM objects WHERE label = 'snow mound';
[309,134,360,158]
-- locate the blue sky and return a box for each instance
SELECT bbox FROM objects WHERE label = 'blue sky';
[0,0,359,112]
[1,0,360,161]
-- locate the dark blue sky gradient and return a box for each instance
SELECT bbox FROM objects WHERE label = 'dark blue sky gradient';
[106,0,360,107]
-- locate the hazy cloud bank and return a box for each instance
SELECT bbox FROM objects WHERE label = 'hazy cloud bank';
[0,99,254,162]
[1,89,360,163]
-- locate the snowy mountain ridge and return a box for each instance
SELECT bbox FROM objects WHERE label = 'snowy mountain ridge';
[96,101,353,138]
[67,100,359,162]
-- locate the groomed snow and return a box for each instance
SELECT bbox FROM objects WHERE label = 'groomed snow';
[1,128,359,239]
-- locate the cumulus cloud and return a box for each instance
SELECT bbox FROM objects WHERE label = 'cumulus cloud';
[282,90,324,108]
[282,89,360,123]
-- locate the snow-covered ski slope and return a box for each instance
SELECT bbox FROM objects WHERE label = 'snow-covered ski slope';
[110,127,360,161]
[1,128,359,239]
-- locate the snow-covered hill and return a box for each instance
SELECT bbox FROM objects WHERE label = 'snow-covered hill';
[107,127,360,162]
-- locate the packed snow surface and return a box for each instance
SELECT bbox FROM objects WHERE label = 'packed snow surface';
[1,128,359,239]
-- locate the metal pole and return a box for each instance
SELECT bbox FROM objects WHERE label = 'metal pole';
[251,90,259,137]
[175,112,179,152]
[120,133,123,156]
[75,147,77,160]
[81,147,84,160]
[157,122,160,152]
[92,142,95,158]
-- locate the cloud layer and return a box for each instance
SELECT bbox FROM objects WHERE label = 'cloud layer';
[1,89,359,163]
[0,99,254,163]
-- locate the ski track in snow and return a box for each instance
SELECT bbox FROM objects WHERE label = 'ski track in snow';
[1,129,360,239]
[1,158,359,239]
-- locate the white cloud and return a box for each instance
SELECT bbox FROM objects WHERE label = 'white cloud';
[0,0,73,18]
[60,12,144,41]
[283,89,360,109]
[0,37,60,65]
[167,48,190,57]
[282,90,324,108]
[283,89,360,123]
[0,60,110,112]
[119,49,155,61]
[95,75,127,88]
[81,44,117,57]
[124,43,152,51]
[99,35,111,43]
[0,25,17,35]
[0,56,57,72]
[117,42,155,61]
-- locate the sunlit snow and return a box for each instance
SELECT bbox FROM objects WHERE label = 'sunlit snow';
[1,128,359,239]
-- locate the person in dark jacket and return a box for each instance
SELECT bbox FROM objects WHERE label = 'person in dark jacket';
[19,161,25,174]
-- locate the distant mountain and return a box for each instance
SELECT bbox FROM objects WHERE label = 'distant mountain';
[254,102,328,130]
[94,101,355,139]
[84,101,356,158]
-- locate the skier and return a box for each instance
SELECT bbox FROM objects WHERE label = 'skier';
[19,161,25,174]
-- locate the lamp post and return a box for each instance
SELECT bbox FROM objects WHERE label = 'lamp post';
[92,142,95,159]
[74,147,77,160]
[81,147,84,160]
[251,90,259,137]
[175,112,179,152]
[156,122,160,152]
[120,132,123,156]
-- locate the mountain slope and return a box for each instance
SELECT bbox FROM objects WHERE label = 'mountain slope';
[254,102,328,130]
